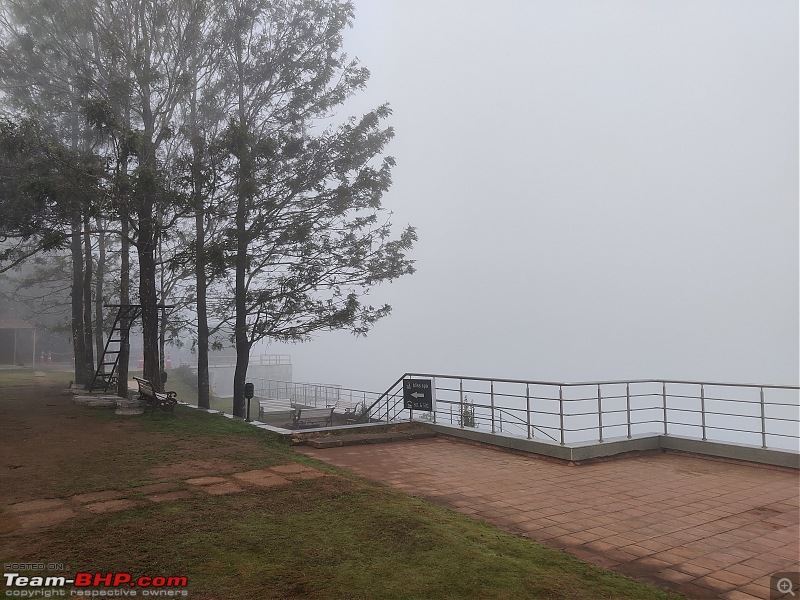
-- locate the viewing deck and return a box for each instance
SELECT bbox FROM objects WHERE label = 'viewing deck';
[298,436,799,599]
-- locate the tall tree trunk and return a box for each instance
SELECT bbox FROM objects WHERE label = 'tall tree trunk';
[94,218,106,365]
[82,213,95,381]
[159,303,166,374]
[116,109,132,398]
[71,216,88,385]
[137,156,160,390]
[116,215,131,398]
[233,138,250,416]
[189,83,211,409]
[158,230,165,374]
[232,29,250,417]
[138,219,160,391]
[195,204,210,408]
[233,192,249,417]
[138,86,161,390]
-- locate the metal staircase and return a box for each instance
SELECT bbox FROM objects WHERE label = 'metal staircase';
[89,304,142,392]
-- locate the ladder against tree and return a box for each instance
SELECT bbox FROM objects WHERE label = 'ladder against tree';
[89,304,142,392]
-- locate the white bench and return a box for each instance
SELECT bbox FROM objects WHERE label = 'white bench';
[257,398,293,420]
[292,406,334,428]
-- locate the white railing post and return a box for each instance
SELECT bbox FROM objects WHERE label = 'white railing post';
[662,382,668,436]
[559,385,565,446]
[526,383,532,439]
[760,387,766,448]
[490,380,495,434]
[700,384,707,441]
[597,384,603,442]
[432,377,437,424]
[459,379,464,429]
[626,383,632,439]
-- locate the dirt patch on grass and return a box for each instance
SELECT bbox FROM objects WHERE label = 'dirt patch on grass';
[0,377,306,564]
[0,382,172,501]
[0,380,293,505]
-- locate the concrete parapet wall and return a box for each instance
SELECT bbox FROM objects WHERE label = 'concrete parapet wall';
[659,435,800,469]
[427,423,799,469]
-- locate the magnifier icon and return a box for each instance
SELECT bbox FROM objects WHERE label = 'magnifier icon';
[777,577,797,597]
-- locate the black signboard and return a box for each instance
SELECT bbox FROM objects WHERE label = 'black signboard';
[403,378,433,411]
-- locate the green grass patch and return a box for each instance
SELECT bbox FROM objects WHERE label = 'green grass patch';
[21,477,684,600]
[0,367,71,387]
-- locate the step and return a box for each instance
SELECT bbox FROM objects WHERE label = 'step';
[305,430,436,449]
[115,397,145,410]
[73,395,118,408]
[115,407,144,416]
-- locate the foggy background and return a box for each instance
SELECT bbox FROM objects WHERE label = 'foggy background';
[261,0,799,394]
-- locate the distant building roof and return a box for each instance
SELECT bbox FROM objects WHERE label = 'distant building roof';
[0,319,35,329]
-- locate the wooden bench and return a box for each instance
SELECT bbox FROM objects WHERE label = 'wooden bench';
[134,376,178,415]
[292,406,334,428]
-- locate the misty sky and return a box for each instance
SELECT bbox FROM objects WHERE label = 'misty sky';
[265,0,799,393]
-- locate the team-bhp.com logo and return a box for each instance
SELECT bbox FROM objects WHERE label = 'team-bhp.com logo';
[4,572,188,597]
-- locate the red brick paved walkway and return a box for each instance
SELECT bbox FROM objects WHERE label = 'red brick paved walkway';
[297,437,800,600]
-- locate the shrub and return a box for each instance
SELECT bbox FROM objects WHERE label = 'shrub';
[460,396,476,428]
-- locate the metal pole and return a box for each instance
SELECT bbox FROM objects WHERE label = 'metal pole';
[559,385,565,446]
[490,380,495,434]
[526,383,532,439]
[459,379,464,429]
[700,384,706,441]
[760,387,766,449]
[662,382,668,436]
[597,384,603,443]
[626,383,631,439]
[432,376,437,424]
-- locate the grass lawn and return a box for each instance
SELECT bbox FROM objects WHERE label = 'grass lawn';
[0,368,685,599]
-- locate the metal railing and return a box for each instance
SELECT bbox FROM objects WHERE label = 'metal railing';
[249,378,384,414]
[360,373,800,452]
[207,354,291,368]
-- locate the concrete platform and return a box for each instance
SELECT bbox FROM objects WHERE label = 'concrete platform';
[297,436,799,599]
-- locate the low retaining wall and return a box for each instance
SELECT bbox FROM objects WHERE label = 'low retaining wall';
[426,423,799,469]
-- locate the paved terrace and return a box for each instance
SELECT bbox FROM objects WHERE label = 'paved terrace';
[297,437,799,600]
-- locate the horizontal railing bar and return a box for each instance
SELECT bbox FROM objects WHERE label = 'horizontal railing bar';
[403,372,799,390]
[437,400,563,417]
[703,412,799,421]
[702,425,762,435]
[434,392,795,405]
[661,419,706,428]
[436,404,797,423]
[663,407,799,423]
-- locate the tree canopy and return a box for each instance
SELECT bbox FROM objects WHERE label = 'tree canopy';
[0,0,416,409]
